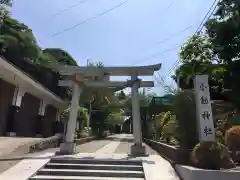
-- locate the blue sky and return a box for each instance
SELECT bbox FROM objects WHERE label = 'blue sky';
[11,0,215,95]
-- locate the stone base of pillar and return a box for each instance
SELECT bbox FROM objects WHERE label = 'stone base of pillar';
[56,142,76,155]
[6,132,16,137]
[130,143,148,157]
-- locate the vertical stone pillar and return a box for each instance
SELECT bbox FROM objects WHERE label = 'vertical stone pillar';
[35,100,47,137]
[6,87,25,137]
[53,109,64,136]
[130,76,146,156]
[87,101,91,129]
[59,82,81,154]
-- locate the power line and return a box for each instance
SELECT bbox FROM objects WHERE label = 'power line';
[163,0,175,13]
[165,0,219,77]
[52,0,91,16]
[130,1,217,67]
[154,25,192,45]
[51,0,129,37]
[194,0,218,34]
[133,25,192,64]
[131,44,182,65]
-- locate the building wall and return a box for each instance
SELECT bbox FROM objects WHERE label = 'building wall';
[43,105,57,137]
[16,93,40,137]
[0,79,15,135]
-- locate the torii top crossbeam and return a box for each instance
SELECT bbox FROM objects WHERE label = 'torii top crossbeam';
[57,63,161,76]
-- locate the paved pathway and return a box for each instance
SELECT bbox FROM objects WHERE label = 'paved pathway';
[0,137,42,173]
[0,134,180,180]
[0,137,42,156]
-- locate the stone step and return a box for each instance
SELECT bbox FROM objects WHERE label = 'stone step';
[36,169,145,178]
[30,175,145,180]
[45,163,143,171]
[50,158,142,166]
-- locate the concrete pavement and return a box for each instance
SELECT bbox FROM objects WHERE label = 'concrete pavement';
[0,134,180,180]
[0,137,43,173]
[0,137,42,156]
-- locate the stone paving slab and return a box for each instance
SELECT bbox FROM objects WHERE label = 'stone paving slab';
[95,141,121,154]
[0,137,43,174]
[76,140,111,153]
[0,137,42,156]
[0,152,54,180]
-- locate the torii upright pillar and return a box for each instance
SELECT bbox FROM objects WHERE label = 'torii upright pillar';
[130,76,146,156]
[59,82,82,154]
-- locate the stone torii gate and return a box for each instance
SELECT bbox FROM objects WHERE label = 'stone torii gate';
[57,63,161,156]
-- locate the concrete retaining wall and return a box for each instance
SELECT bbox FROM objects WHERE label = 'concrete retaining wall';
[175,164,240,180]
[144,138,190,164]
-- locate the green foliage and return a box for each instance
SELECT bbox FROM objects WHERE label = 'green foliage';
[224,60,240,108]
[154,111,178,143]
[0,9,78,99]
[76,127,91,138]
[180,35,214,64]
[205,0,240,63]
[191,142,235,169]
[62,106,89,123]
[173,90,198,149]
[174,0,240,106]
[105,110,124,126]
[216,130,225,144]
[174,34,226,100]
[0,0,12,6]
[43,48,78,66]
[116,90,126,100]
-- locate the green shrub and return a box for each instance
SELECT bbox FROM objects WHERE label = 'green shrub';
[75,127,91,139]
[191,142,235,170]
[216,130,225,144]
[173,90,198,149]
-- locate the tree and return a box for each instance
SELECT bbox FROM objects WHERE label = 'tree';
[0,9,77,99]
[180,35,214,64]
[105,109,124,127]
[0,0,12,6]
[116,90,126,100]
[88,61,104,68]
[0,12,41,63]
[173,34,226,100]
[43,48,78,66]
[174,35,214,90]
[205,0,240,64]
[204,0,240,106]
[61,106,89,133]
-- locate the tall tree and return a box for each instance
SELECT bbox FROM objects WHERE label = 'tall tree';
[0,9,77,99]
[205,0,240,106]
[0,0,12,6]
[173,34,227,100]
[206,0,240,64]
[43,48,78,66]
